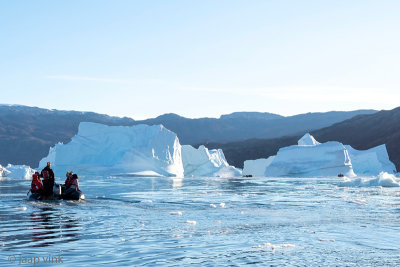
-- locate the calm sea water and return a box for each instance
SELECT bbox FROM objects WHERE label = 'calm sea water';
[1,175,399,266]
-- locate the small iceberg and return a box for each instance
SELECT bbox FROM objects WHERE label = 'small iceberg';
[182,145,242,177]
[0,164,35,180]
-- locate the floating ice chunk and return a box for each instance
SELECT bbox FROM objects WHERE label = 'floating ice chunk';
[172,234,183,238]
[281,244,296,248]
[339,172,400,187]
[186,220,197,225]
[14,206,27,211]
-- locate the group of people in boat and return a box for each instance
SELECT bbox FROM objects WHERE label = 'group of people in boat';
[30,161,81,199]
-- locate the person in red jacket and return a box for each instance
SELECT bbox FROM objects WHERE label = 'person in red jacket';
[69,174,80,191]
[64,171,73,186]
[31,172,43,193]
[65,174,80,191]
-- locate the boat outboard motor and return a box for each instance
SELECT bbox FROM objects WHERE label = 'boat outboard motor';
[53,184,62,199]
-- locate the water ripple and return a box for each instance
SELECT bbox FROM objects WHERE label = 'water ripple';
[1,176,400,266]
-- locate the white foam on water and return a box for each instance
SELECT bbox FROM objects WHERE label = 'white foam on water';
[252,243,296,250]
[172,234,183,238]
[339,172,400,187]
[186,220,197,225]
[210,204,217,208]
[342,196,367,206]
[219,203,226,208]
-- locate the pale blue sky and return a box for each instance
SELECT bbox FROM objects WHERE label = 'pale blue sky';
[1,0,399,119]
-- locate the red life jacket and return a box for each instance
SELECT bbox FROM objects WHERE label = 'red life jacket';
[42,170,49,179]
[65,177,74,188]
[31,174,43,192]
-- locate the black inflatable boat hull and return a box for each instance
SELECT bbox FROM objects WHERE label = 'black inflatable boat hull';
[27,184,84,201]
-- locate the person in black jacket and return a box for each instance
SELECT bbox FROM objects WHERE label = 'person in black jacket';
[40,161,55,197]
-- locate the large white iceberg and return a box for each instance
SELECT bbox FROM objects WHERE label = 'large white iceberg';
[243,134,396,177]
[265,139,356,177]
[38,122,241,178]
[182,145,242,177]
[39,122,184,177]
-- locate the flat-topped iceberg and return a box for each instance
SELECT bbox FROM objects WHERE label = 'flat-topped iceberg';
[265,140,356,177]
[39,122,241,177]
[182,145,242,177]
[39,122,184,177]
[243,134,396,177]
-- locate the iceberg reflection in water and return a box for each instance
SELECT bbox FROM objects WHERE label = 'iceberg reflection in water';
[1,175,400,266]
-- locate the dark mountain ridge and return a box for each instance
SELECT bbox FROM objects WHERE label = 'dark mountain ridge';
[139,110,376,144]
[312,107,400,171]
[0,104,377,168]
[206,107,400,171]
